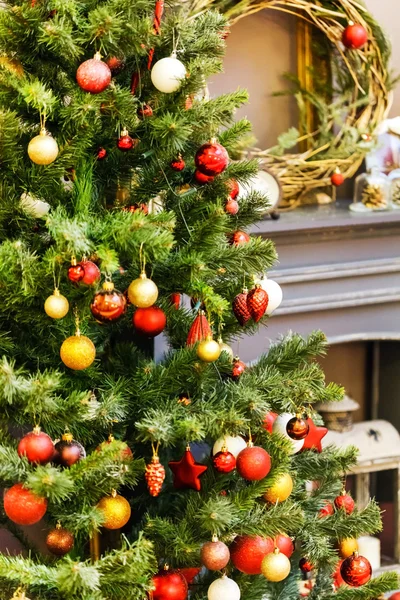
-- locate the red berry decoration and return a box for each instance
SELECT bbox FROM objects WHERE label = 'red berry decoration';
[195,140,229,176]
[145,453,166,497]
[4,483,47,525]
[236,443,271,481]
[194,170,214,185]
[106,55,125,74]
[97,147,107,160]
[331,170,345,187]
[81,260,101,285]
[17,426,54,465]
[133,306,166,337]
[230,535,274,575]
[230,230,250,246]
[117,129,136,152]
[186,311,212,346]
[232,288,251,326]
[91,281,127,323]
[286,415,310,440]
[201,535,230,570]
[225,198,239,215]
[342,22,368,50]
[151,567,188,600]
[137,104,153,118]
[232,357,246,380]
[340,553,371,587]
[76,52,111,94]
[171,156,186,172]
[335,491,355,514]
[54,432,86,467]
[299,558,313,573]
[227,179,240,199]
[68,257,85,282]
[213,446,236,473]
[247,284,269,322]
[319,501,334,518]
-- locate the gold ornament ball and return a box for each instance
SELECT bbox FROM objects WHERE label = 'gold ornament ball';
[0,55,24,77]
[28,130,59,165]
[218,338,234,361]
[264,473,293,504]
[339,538,358,559]
[128,273,158,308]
[197,338,221,363]
[60,334,96,370]
[261,549,291,582]
[97,492,131,530]
[44,289,69,319]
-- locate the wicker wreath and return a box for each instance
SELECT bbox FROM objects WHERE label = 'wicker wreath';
[186,0,392,209]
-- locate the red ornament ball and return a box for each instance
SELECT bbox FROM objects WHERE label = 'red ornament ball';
[194,170,215,185]
[54,433,86,467]
[151,568,188,600]
[97,147,107,160]
[213,449,236,473]
[232,358,246,380]
[342,23,368,50]
[389,594,400,600]
[334,492,355,515]
[137,104,153,118]
[133,306,166,337]
[299,558,313,573]
[81,260,101,285]
[91,282,126,323]
[263,412,278,433]
[286,416,309,440]
[230,230,250,246]
[236,445,271,481]
[230,535,273,575]
[319,501,334,518]
[18,427,54,465]
[331,171,344,187]
[106,56,125,74]
[68,261,85,282]
[117,130,136,152]
[340,553,371,587]
[276,534,295,558]
[195,141,229,176]
[227,179,240,199]
[225,199,239,215]
[201,537,230,570]
[4,483,47,525]
[179,568,201,586]
[76,54,111,94]
[171,157,186,172]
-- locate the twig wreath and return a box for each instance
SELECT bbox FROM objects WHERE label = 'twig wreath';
[186,0,393,209]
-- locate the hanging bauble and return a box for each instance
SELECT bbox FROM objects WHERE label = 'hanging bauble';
[91,281,126,323]
[151,52,187,93]
[212,445,236,473]
[117,129,135,152]
[264,472,293,504]
[46,522,74,556]
[151,567,188,600]
[227,179,240,199]
[179,567,201,586]
[81,260,101,285]
[286,415,310,440]
[212,435,247,458]
[145,453,166,497]
[218,337,234,360]
[106,55,125,74]
[133,306,166,337]
[261,549,291,582]
[299,558,313,573]
[339,538,358,559]
[54,432,86,467]
[97,434,133,461]
[194,170,215,185]
[276,534,294,558]
[17,426,54,465]
[137,104,153,118]
[230,230,250,246]
[171,156,186,172]
[257,276,283,315]
[128,272,158,307]
[76,53,111,94]
[319,501,334,518]
[247,284,269,322]
[186,311,212,346]
[169,445,207,491]
[334,491,355,514]
[60,333,96,370]
[236,443,271,481]
[340,553,371,587]
[342,22,368,50]
[195,140,229,176]
[44,289,69,319]
[207,575,240,600]
[272,413,305,454]
[97,147,107,160]
[263,411,278,433]
[4,483,47,525]
[230,535,273,575]
[20,192,50,218]
[68,257,85,283]
[196,337,221,363]
[201,535,230,570]
[232,358,246,380]
[225,198,239,215]
[232,288,251,326]
[28,128,59,165]
[331,169,345,187]
[97,489,131,529]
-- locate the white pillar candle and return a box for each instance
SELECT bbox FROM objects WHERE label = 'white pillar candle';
[357,536,381,570]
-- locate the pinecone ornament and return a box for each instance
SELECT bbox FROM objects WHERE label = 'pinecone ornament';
[145,454,166,497]
[361,184,387,209]
[186,311,212,346]
[232,288,251,326]
[247,284,269,322]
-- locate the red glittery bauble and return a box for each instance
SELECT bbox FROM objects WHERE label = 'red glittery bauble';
[232,358,246,380]
[342,23,368,50]
[54,435,86,467]
[263,412,278,433]
[232,289,251,326]
[97,147,107,160]
[194,170,214,185]
[331,172,344,187]
[137,104,153,118]
[117,133,136,152]
[81,260,101,285]
[225,198,239,215]
[4,483,47,525]
[230,230,250,246]
[151,569,188,600]
[18,428,54,465]
[195,141,229,176]
[276,534,295,558]
[68,262,85,282]
[247,284,269,322]
[286,416,310,440]
[106,56,125,74]
[133,306,166,337]
[171,157,186,172]
[236,445,271,481]
[213,450,236,473]
[227,179,240,199]
[76,55,111,94]
[334,492,355,514]
[299,558,313,573]
[201,538,230,570]
[319,501,334,518]
[340,554,371,587]
[91,284,127,323]
[230,535,274,575]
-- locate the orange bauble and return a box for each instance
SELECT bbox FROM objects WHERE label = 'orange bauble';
[97,490,131,529]
[4,483,47,525]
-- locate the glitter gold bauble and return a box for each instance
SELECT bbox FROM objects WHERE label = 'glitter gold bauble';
[201,535,230,571]
[28,129,59,165]
[264,473,293,504]
[339,538,358,559]
[60,334,96,370]
[261,548,291,582]
[44,289,69,319]
[218,337,234,360]
[127,272,158,308]
[46,522,74,556]
[97,490,131,530]
[196,337,221,363]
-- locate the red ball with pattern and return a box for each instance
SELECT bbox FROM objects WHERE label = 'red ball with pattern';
[340,554,371,587]
[213,450,236,473]
[195,141,229,176]
[334,492,355,514]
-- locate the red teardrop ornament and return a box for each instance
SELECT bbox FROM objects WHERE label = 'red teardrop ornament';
[247,284,269,322]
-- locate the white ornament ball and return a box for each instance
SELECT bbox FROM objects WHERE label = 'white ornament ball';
[258,277,283,315]
[272,413,304,454]
[151,53,187,93]
[20,193,50,218]
[208,576,240,600]
[213,435,247,458]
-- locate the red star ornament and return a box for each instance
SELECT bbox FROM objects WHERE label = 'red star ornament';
[301,418,328,452]
[169,446,208,491]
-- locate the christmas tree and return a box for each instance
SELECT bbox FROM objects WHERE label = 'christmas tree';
[0,1,398,599]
